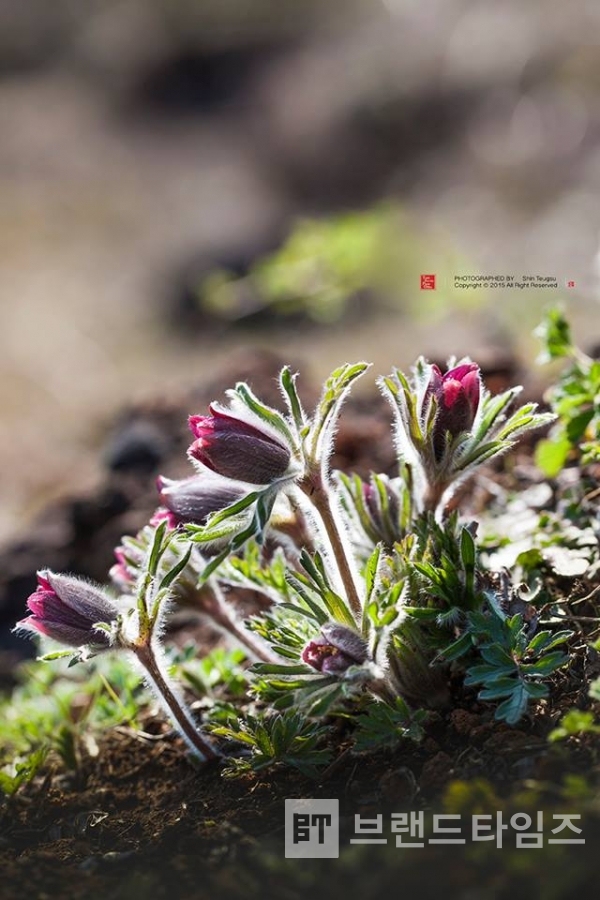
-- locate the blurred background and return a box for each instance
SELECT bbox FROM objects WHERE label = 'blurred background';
[1,0,600,542]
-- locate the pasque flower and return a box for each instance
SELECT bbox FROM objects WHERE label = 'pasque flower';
[17,571,118,648]
[302,623,368,675]
[426,362,481,459]
[155,474,244,527]
[188,405,292,485]
[110,546,138,590]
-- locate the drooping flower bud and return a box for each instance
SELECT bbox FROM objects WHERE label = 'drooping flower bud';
[301,623,368,676]
[16,571,118,648]
[110,543,143,590]
[427,362,481,459]
[155,474,244,528]
[188,404,292,485]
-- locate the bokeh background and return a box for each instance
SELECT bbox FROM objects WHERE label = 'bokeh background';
[2,0,600,542]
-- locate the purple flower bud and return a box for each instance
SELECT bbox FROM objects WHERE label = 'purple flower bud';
[109,543,143,590]
[361,475,400,544]
[149,507,180,531]
[17,571,118,648]
[427,362,481,458]
[155,474,244,527]
[188,404,291,485]
[301,623,368,676]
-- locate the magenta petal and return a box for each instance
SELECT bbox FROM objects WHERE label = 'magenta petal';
[188,415,214,439]
[460,369,480,409]
[26,594,53,617]
[444,362,479,383]
[36,572,53,592]
[441,378,463,409]
[17,615,52,637]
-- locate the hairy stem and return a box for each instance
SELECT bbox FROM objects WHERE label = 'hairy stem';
[296,474,364,621]
[134,642,220,761]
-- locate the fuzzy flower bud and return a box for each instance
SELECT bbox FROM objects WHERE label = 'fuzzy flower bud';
[188,404,292,485]
[110,543,143,590]
[362,474,402,546]
[155,474,244,527]
[17,571,118,649]
[301,623,368,675]
[427,362,481,459]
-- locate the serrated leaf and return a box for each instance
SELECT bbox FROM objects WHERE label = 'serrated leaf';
[494,683,530,724]
[520,651,568,676]
[480,645,514,667]
[478,678,519,699]
[526,630,572,654]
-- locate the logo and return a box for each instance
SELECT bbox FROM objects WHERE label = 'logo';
[285,799,339,858]
[566,280,576,288]
[420,274,436,290]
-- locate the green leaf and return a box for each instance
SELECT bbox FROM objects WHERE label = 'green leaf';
[566,408,594,443]
[437,631,472,662]
[279,366,306,432]
[549,709,600,742]
[199,491,260,529]
[520,651,568,676]
[364,545,382,606]
[233,382,295,446]
[0,747,48,797]
[158,543,193,592]
[285,574,330,624]
[37,649,78,662]
[148,520,168,577]
[309,362,369,456]
[479,645,514,667]
[252,664,309,675]
[494,683,530,724]
[478,678,520,699]
[460,527,476,596]
[526,630,573,654]
[465,664,515,685]
[535,308,573,362]
[534,435,571,478]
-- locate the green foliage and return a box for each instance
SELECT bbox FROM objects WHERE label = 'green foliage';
[535,308,574,362]
[407,514,483,616]
[443,596,572,724]
[0,653,144,792]
[196,206,484,329]
[548,709,600,742]
[210,710,333,778]
[535,307,600,476]
[352,698,427,752]
[0,747,48,797]
[169,646,248,699]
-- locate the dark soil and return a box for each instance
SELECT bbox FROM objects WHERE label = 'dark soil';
[1,690,599,900]
[1,351,599,900]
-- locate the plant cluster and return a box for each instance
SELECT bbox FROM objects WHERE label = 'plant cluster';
[13,332,582,775]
